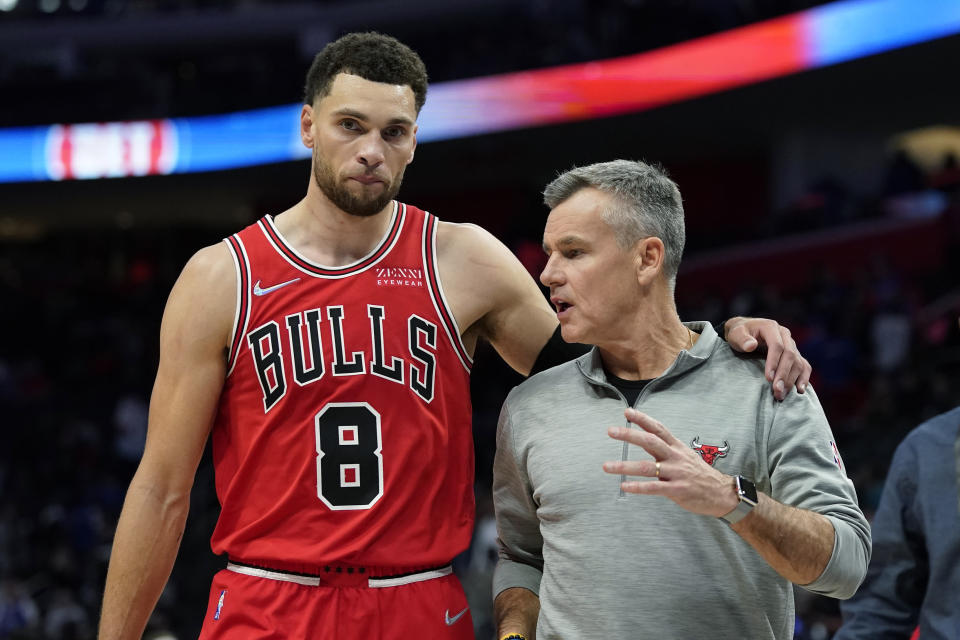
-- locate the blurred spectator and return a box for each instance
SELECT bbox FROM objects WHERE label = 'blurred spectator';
[113,393,148,464]
[870,302,912,372]
[0,580,40,638]
[834,403,960,639]
[883,150,925,197]
[929,152,960,194]
[43,590,89,640]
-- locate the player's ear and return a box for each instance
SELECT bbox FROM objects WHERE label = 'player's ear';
[407,124,418,165]
[300,105,315,148]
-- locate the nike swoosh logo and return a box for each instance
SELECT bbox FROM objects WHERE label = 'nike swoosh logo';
[445,606,469,626]
[253,278,300,296]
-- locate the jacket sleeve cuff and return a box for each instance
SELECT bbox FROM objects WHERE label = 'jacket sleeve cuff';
[801,516,870,599]
[493,558,543,599]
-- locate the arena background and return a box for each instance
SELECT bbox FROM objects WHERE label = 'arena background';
[1,0,959,638]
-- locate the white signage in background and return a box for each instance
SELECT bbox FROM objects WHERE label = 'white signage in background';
[45,120,178,181]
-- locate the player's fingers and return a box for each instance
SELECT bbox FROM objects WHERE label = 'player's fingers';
[725,319,758,352]
[607,426,672,460]
[760,324,786,385]
[780,355,809,396]
[796,357,811,394]
[602,459,657,478]
[624,409,684,448]
[770,326,798,400]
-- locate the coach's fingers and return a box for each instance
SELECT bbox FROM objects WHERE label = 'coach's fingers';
[620,479,677,496]
[602,459,658,478]
[607,426,672,461]
[624,409,684,448]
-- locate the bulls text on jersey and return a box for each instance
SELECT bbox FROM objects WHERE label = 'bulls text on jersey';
[245,304,438,413]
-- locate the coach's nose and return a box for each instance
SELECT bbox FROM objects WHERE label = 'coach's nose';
[539,252,565,288]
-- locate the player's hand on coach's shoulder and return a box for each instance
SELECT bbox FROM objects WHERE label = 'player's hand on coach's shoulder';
[723,317,811,402]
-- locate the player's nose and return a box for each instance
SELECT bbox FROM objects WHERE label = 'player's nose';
[356,132,386,168]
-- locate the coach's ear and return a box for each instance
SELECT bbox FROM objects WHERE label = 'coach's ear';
[300,105,315,148]
[634,236,665,286]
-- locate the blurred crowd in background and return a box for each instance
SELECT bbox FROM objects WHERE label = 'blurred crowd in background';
[1,0,835,127]
[1,146,958,639]
[2,0,960,638]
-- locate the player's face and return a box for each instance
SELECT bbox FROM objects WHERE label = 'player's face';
[306,73,418,217]
[540,188,642,346]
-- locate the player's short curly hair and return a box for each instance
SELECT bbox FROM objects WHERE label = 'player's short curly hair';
[303,32,429,113]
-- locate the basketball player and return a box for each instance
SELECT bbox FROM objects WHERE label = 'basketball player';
[98,33,811,639]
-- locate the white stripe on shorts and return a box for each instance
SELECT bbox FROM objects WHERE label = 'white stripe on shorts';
[226,563,320,586]
[367,565,452,588]
[225,562,452,588]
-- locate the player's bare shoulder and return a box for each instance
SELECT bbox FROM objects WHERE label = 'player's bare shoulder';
[434,221,528,331]
[161,242,237,356]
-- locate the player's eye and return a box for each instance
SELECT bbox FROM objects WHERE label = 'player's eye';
[339,119,361,131]
[383,126,405,139]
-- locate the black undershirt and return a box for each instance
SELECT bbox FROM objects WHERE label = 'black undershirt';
[602,327,704,405]
[530,323,721,378]
[603,369,652,407]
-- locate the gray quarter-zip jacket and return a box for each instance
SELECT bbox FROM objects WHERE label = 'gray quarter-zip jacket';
[493,322,870,639]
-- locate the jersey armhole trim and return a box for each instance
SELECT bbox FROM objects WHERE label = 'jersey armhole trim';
[224,235,252,377]
[422,214,472,373]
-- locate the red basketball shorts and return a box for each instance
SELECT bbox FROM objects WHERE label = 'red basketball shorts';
[197,562,474,639]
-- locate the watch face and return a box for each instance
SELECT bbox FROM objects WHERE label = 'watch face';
[737,476,758,504]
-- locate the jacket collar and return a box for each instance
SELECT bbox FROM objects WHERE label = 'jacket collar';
[575,320,718,388]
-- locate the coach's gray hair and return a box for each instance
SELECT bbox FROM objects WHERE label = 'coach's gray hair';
[543,159,685,291]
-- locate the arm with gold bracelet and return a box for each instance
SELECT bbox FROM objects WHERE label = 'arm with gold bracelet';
[494,586,539,640]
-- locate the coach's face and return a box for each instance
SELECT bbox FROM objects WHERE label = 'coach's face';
[300,72,418,217]
[540,188,645,347]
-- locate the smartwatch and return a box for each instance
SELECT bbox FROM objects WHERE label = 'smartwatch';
[720,475,758,524]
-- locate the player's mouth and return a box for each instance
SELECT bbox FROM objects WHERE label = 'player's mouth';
[350,174,385,186]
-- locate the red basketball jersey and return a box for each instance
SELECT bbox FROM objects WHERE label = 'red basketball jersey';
[210,202,475,572]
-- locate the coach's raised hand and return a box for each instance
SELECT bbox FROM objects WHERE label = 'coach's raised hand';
[602,409,738,516]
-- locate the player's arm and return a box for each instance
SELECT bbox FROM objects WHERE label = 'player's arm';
[437,223,813,391]
[436,222,559,375]
[98,244,235,640]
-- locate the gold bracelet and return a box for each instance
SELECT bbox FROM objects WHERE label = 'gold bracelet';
[500,635,527,640]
